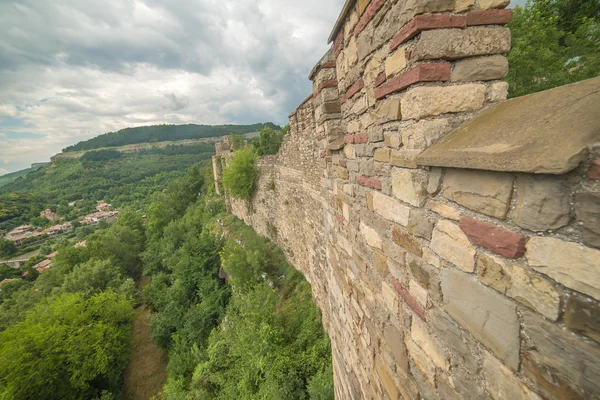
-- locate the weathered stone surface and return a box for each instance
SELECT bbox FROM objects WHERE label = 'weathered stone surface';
[408,209,434,240]
[413,28,511,61]
[522,310,600,398]
[391,168,428,207]
[385,47,407,77]
[411,317,448,370]
[392,226,422,256]
[363,52,383,87]
[392,278,426,319]
[430,200,461,220]
[374,148,390,162]
[390,149,420,169]
[564,295,600,342]
[336,166,349,179]
[427,167,443,194]
[375,357,400,400]
[477,253,561,320]
[430,309,481,371]
[575,192,600,248]
[357,175,382,190]
[527,237,600,300]
[390,14,467,50]
[443,169,514,219]
[409,279,428,307]
[405,338,436,384]
[451,55,509,82]
[417,77,600,174]
[376,63,452,100]
[483,351,542,400]
[459,217,527,259]
[587,158,600,179]
[375,98,402,122]
[442,268,520,369]
[487,81,509,102]
[382,281,399,315]
[407,254,431,288]
[361,222,383,249]
[514,175,571,231]
[431,220,476,271]
[401,84,486,120]
[401,119,451,150]
[467,9,513,26]
[456,0,475,11]
[383,324,409,370]
[327,136,346,151]
[479,0,510,9]
[372,191,410,226]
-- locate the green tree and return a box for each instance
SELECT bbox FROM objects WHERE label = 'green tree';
[252,126,287,156]
[0,291,134,399]
[222,147,258,199]
[229,134,245,151]
[0,238,16,258]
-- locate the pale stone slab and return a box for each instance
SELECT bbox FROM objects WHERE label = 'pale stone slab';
[409,279,428,308]
[411,317,448,370]
[401,84,486,120]
[372,191,410,226]
[405,338,436,384]
[430,201,461,220]
[483,352,542,400]
[392,168,429,207]
[413,28,511,61]
[381,281,399,316]
[513,175,571,231]
[361,222,383,249]
[527,237,600,300]
[401,119,451,150]
[442,268,520,369]
[385,47,407,77]
[417,77,600,174]
[443,168,514,219]
[451,55,509,82]
[431,220,476,271]
[479,0,510,8]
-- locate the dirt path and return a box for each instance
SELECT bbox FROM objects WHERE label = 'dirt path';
[123,276,168,400]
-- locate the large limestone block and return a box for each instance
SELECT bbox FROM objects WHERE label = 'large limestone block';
[522,310,600,399]
[401,119,452,151]
[401,84,486,120]
[416,77,600,174]
[483,352,542,400]
[513,175,571,231]
[443,169,514,219]
[431,220,475,271]
[361,222,383,249]
[413,28,511,61]
[451,55,509,82]
[441,268,520,369]
[385,47,407,77]
[372,191,410,226]
[527,237,600,300]
[392,168,429,207]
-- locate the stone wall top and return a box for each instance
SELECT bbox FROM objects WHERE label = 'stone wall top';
[417,77,600,174]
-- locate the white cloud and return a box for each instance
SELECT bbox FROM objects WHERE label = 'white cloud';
[0,0,345,173]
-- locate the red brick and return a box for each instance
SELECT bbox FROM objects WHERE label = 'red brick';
[316,135,323,141]
[321,61,336,69]
[586,158,600,180]
[354,0,385,37]
[392,278,426,320]
[336,214,345,225]
[317,79,338,95]
[467,9,513,26]
[357,176,382,190]
[326,156,332,163]
[344,79,365,101]
[459,217,527,259]
[391,14,467,51]
[344,135,355,143]
[354,133,369,143]
[334,32,344,57]
[375,63,451,99]
[374,71,386,87]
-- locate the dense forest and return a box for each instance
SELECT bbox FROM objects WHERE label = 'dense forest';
[62,123,280,153]
[0,164,49,188]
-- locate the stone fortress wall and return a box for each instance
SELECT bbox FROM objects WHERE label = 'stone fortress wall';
[213,0,600,398]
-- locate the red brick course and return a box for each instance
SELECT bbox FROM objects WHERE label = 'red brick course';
[341,79,365,104]
[375,63,451,99]
[467,9,513,26]
[357,176,382,190]
[391,14,467,51]
[354,0,386,37]
[459,217,527,259]
[392,278,426,319]
[336,214,345,225]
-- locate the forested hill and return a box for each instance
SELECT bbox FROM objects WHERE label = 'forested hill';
[63,122,280,152]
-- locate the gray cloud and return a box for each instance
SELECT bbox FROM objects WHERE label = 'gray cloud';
[0,0,345,174]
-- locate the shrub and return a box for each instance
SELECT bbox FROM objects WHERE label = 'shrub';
[222,147,258,199]
[252,126,288,156]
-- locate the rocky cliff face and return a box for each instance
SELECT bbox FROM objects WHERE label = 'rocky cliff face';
[214,1,600,398]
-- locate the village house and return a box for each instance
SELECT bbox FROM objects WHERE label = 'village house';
[39,208,59,221]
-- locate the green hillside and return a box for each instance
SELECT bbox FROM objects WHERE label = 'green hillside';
[0,164,49,188]
[63,122,280,153]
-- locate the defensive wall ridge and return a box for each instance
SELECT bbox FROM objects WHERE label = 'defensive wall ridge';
[213,0,600,398]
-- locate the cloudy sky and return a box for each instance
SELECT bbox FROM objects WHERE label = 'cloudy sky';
[0,0,345,175]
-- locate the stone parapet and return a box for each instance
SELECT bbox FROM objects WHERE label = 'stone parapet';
[213,1,600,398]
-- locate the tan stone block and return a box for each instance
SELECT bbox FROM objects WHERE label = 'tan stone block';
[431,220,476,271]
[423,248,442,269]
[451,55,509,82]
[383,324,409,370]
[366,191,374,210]
[338,234,353,256]
[527,237,600,300]
[483,352,542,400]
[390,149,420,168]
[385,47,408,77]
[361,222,383,249]
[344,143,357,159]
[487,81,509,102]
[409,279,428,308]
[346,35,359,68]
[405,338,436,384]
[375,357,400,400]
[363,52,383,87]
[443,168,514,219]
[374,251,389,275]
[375,98,402,122]
[401,119,451,150]
[430,200,461,220]
[336,166,349,180]
[513,175,571,231]
[401,84,486,120]
[374,148,391,162]
[384,132,402,149]
[392,168,429,207]
[479,0,510,9]
[382,281,399,315]
[350,96,369,116]
[411,317,448,370]
[372,191,411,226]
[456,0,475,11]
[413,28,511,61]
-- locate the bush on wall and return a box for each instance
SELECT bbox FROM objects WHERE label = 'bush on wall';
[222,146,258,199]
